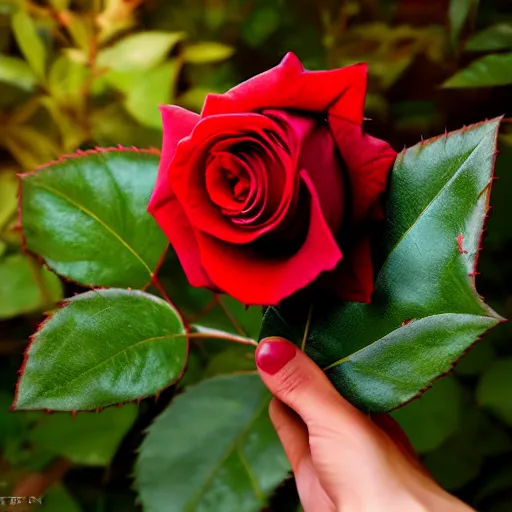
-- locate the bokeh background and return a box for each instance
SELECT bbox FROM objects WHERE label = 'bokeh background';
[1,0,512,510]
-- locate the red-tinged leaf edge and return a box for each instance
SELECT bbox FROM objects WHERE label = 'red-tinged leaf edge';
[17,146,169,291]
[378,117,507,412]
[395,117,503,302]
[11,288,190,413]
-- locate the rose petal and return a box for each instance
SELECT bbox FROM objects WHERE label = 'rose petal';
[171,113,298,244]
[148,105,200,213]
[202,52,367,125]
[205,152,252,212]
[147,105,211,287]
[328,117,396,225]
[295,117,346,235]
[150,194,214,288]
[195,170,342,305]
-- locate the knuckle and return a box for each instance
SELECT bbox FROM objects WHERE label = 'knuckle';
[273,363,310,401]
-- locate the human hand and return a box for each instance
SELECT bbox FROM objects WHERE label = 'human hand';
[255,337,474,512]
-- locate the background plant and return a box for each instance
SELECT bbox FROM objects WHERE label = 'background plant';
[0,0,511,511]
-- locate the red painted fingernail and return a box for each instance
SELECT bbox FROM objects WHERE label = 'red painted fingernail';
[256,339,296,375]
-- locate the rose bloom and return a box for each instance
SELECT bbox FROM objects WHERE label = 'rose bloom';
[148,53,397,305]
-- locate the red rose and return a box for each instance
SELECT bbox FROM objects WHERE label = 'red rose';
[148,53,396,305]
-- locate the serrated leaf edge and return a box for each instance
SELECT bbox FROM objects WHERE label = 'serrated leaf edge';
[17,146,167,291]
[11,288,188,413]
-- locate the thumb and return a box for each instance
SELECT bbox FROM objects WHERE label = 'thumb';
[256,337,363,430]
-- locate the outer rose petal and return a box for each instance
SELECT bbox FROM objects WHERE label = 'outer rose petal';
[328,117,396,225]
[152,196,214,288]
[202,53,367,125]
[326,118,396,302]
[195,171,342,305]
[148,105,213,288]
[148,105,200,213]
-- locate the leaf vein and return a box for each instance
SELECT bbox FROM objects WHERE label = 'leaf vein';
[187,398,269,509]
[39,333,186,398]
[237,445,264,503]
[31,181,153,277]
[323,313,494,371]
[382,128,496,271]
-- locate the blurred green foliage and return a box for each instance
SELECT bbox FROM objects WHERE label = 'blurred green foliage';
[1,0,511,510]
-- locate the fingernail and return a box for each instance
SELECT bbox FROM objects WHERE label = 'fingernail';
[256,339,296,375]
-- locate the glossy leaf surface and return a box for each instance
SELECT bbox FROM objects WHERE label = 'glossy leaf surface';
[14,289,186,411]
[261,119,503,412]
[135,374,289,512]
[21,149,167,289]
[443,53,512,88]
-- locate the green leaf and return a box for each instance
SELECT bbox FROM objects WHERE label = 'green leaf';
[43,484,81,512]
[203,345,256,378]
[199,297,262,340]
[261,119,503,413]
[449,0,479,46]
[124,61,180,129]
[97,31,185,71]
[0,254,63,320]
[443,53,512,88]
[183,42,235,64]
[0,54,37,91]
[20,149,167,289]
[29,405,138,466]
[135,374,289,512]
[477,358,512,425]
[466,23,512,51]
[13,288,187,411]
[0,170,17,232]
[392,375,462,453]
[48,55,89,106]
[11,10,47,81]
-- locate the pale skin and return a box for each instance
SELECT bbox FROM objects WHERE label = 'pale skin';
[255,337,474,512]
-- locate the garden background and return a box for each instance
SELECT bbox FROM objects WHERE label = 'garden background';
[1,0,512,510]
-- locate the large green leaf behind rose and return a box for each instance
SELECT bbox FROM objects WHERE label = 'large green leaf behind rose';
[260,119,504,413]
[20,148,167,289]
[135,374,289,512]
